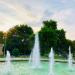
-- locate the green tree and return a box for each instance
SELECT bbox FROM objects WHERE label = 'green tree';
[39,19,72,58]
[71,41,75,58]
[43,20,57,30]
[12,48,20,56]
[0,31,4,43]
[39,20,58,56]
[6,24,34,56]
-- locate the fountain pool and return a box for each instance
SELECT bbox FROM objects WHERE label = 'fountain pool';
[0,61,75,75]
[0,33,75,75]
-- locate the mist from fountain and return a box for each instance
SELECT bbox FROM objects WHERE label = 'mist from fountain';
[29,33,41,69]
[6,51,11,62]
[68,46,73,70]
[49,47,54,75]
[3,51,12,75]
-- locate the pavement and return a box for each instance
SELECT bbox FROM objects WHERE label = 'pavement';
[0,57,75,63]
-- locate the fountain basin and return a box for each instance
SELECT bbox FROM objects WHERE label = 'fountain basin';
[0,61,75,75]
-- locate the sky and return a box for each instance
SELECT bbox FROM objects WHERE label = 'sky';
[0,0,75,40]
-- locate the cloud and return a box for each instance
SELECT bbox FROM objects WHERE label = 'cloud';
[0,0,75,40]
[0,0,51,32]
[0,0,42,21]
[60,0,75,3]
[0,0,43,31]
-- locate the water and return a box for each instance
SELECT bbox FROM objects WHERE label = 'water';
[2,51,12,75]
[68,46,73,70]
[49,47,54,75]
[29,33,41,68]
[6,51,11,62]
[0,61,75,75]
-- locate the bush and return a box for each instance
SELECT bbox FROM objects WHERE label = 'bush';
[12,48,20,56]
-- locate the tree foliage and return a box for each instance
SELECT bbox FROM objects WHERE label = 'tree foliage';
[5,24,34,56]
[39,20,71,57]
[43,20,57,30]
[0,31,4,43]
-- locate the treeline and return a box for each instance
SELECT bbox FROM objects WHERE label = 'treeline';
[0,20,75,58]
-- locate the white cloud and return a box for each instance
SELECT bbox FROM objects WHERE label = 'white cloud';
[60,0,68,3]
[0,0,75,40]
[60,0,75,3]
[0,0,43,32]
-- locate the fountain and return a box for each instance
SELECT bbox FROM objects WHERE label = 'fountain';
[68,46,73,70]
[0,35,75,75]
[6,51,11,62]
[49,47,54,75]
[3,51,12,75]
[29,33,41,68]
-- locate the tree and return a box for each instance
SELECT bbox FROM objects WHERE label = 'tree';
[39,20,58,56]
[39,28,58,56]
[71,41,75,58]
[6,24,34,56]
[39,19,72,58]
[12,48,20,56]
[43,20,57,30]
[0,31,4,43]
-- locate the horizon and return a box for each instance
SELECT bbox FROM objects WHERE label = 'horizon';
[0,0,75,40]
